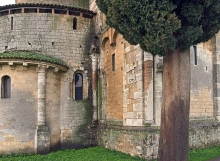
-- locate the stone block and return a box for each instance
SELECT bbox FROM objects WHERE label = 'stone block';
[136,73,143,82]
[136,53,142,61]
[35,125,50,154]
[133,119,143,126]
[144,52,153,61]
[134,92,142,99]
[125,46,130,53]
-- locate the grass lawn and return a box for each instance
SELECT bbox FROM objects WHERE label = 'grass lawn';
[0,147,146,161]
[189,146,220,161]
[0,146,220,161]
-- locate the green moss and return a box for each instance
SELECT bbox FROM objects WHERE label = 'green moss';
[76,100,93,146]
[0,51,68,67]
[98,77,102,119]
[78,0,89,9]
[52,15,61,30]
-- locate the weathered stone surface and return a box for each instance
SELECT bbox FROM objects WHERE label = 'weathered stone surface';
[0,2,94,154]
[35,125,50,154]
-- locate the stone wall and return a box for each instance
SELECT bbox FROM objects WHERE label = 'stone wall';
[45,68,61,151]
[0,65,37,153]
[0,64,63,153]
[190,40,214,118]
[99,121,220,160]
[100,28,163,127]
[0,5,94,153]
[0,13,92,66]
[102,29,123,123]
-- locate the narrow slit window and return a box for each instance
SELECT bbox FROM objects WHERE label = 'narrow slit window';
[112,53,115,71]
[193,45,197,65]
[11,17,13,30]
[73,17,77,30]
[1,75,11,99]
[75,73,83,100]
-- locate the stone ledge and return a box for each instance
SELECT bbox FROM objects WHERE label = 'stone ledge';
[0,51,69,72]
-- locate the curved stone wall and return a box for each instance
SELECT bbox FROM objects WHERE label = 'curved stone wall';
[0,65,37,153]
[0,4,94,153]
[0,64,61,153]
[0,9,92,67]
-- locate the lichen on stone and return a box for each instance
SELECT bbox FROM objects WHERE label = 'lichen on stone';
[0,50,68,67]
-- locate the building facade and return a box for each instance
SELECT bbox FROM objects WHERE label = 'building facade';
[0,0,96,154]
[0,0,219,159]
[90,0,220,159]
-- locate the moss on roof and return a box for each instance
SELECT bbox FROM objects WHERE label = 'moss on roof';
[0,51,68,67]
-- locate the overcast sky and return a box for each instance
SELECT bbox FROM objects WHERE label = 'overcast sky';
[0,0,15,6]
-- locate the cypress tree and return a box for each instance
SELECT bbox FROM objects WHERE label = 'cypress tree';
[97,0,220,161]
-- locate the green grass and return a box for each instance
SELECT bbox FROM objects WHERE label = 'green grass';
[0,147,146,161]
[189,146,220,161]
[1,146,220,161]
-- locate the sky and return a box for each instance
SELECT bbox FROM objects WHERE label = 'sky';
[0,0,15,6]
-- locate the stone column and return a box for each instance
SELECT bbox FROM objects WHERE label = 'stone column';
[153,55,163,126]
[37,65,47,125]
[35,65,50,154]
[213,33,220,120]
[144,51,154,124]
[90,53,99,121]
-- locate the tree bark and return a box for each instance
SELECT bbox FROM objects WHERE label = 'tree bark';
[158,48,190,161]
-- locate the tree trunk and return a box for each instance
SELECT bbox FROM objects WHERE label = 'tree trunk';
[158,48,190,161]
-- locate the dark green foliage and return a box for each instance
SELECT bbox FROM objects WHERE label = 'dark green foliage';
[96,0,220,55]
[0,51,68,67]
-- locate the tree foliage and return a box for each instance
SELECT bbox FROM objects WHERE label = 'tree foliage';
[96,0,220,56]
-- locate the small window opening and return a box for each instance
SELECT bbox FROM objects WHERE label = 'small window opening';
[54,9,67,14]
[52,42,55,46]
[5,46,8,50]
[75,73,83,100]
[69,11,80,16]
[1,75,11,99]
[24,8,37,13]
[82,13,93,19]
[10,9,22,14]
[39,8,52,13]
[193,45,197,65]
[73,17,77,30]
[0,10,9,16]
[11,17,13,30]
[112,54,115,71]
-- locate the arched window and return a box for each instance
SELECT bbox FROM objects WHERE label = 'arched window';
[1,75,11,99]
[73,17,77,30]
[75,73,83,100]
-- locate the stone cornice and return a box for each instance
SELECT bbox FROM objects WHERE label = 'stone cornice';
[0,59,68,72]
[0,51,68,72]
[0,3,96,18]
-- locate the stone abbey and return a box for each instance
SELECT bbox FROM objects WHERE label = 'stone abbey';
[0,0,219,159]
